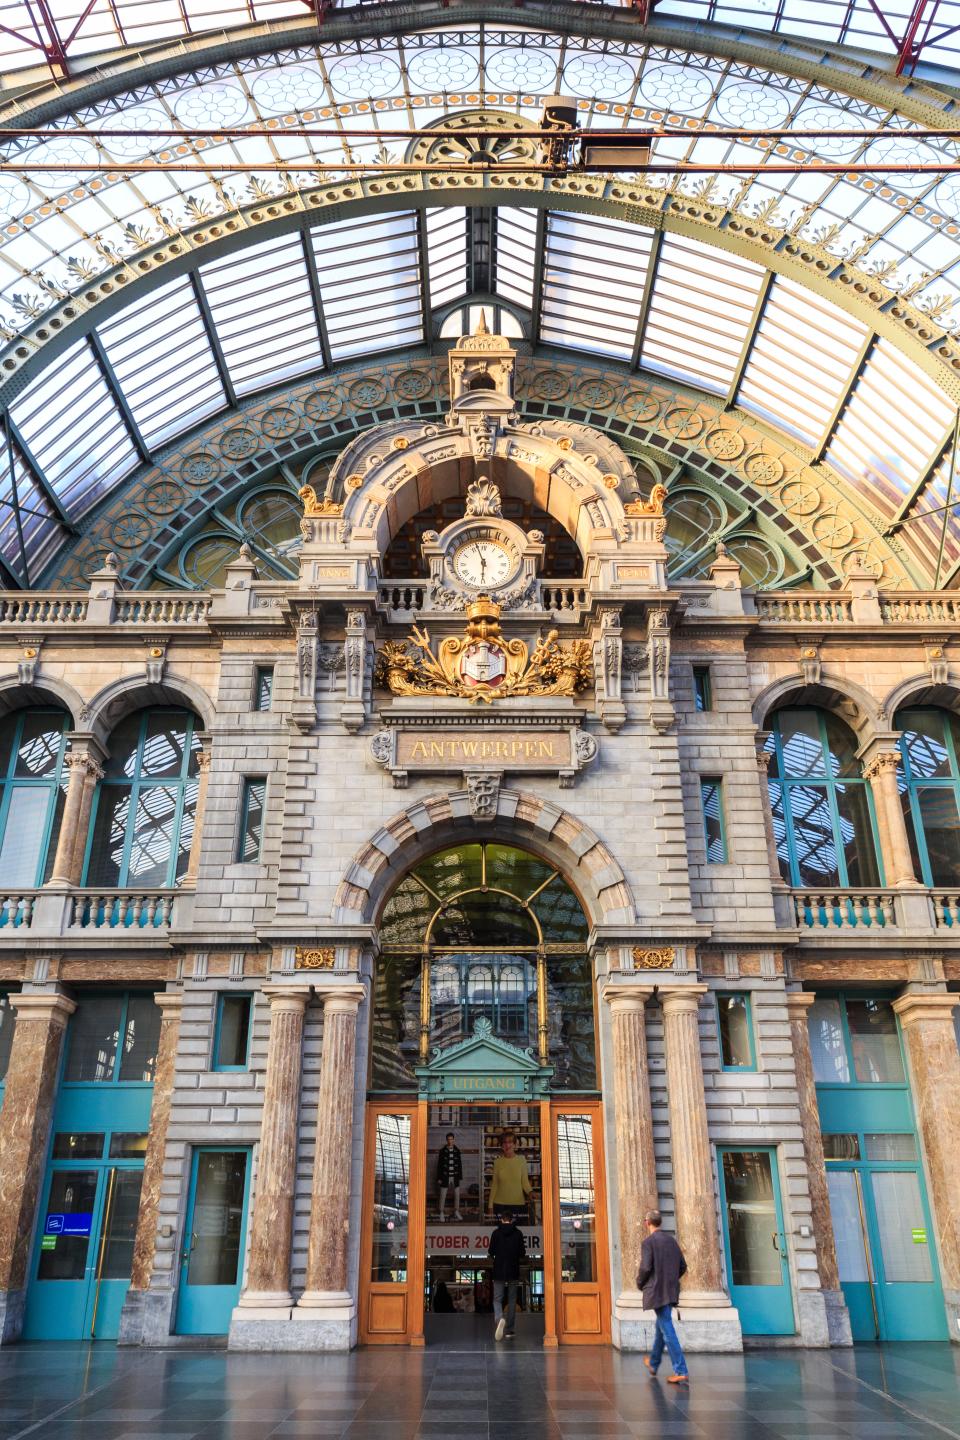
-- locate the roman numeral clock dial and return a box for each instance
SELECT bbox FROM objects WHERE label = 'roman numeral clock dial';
[453,540,512,588]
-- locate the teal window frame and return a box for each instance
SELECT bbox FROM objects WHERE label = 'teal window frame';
[253,667,274,712]
[82,709,200,889]
[895,707,960,890]
[699,776,728,862]
[692,666,712,712]
[62,991,160,1090]
[808,993,908,1094]
[765,710,883,889]
[212,993,253,1072]
[0,708,69,892]
[715,992,756,1071]
[236,778,266,863]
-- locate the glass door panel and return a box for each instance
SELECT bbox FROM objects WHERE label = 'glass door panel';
[24,1168,101,1339]
[864,1169,946,1340]
[553,1105,609,1343]
[826,1169,877,1340]
[719,1148,794,1336]
[89,1169,144,1338]
[175,1148,251,1335]
[361,1106,423,1344]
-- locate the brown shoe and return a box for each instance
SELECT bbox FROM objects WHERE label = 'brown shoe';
[643,1357,658,1377]
[667,1374,689,1385]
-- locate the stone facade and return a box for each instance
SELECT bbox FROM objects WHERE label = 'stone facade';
[0,344,958,1353]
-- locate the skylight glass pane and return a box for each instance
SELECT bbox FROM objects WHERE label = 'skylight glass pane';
[425,208,467,310]
[495,208,538,310]
[199,233,324,397]
[9,337,138,518]
[540,212,655,361]
[827,340,955,517]
[0,431,61,581]
[738,277,869,450]
[640,235,766,396]
[310,212,423,361]
[97,276,226,448]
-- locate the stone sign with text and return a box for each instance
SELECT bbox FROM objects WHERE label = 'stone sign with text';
[369,724,598,788]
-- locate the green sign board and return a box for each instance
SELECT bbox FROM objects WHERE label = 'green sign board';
[912,1227,928,1244]
[416,1017,553,1101]
[441,1073,527,1098]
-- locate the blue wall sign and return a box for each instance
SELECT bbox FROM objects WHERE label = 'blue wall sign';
[45,1212,92,1237]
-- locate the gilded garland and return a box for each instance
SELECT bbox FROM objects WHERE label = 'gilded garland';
[375,595,593,704]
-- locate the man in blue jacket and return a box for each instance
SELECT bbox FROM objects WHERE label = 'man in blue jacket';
[636,1209,689,1383]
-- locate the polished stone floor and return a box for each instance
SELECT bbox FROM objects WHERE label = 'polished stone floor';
[0,1340,958,1440]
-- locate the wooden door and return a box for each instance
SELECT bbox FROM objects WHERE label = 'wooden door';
[551,1102,611,1344]
[358,1103,426,1345]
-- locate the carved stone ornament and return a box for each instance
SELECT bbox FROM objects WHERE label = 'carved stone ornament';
[369,730,393,766]
[295,946,336,970]
[374,594,593,704]
[465,772,500,820]
[464,476,503,518]
[632,946,676,971]
[298,484,343,517]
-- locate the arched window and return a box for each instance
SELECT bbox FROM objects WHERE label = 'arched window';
[85,709,201,889]
[765,709,881,888]
[896,707,960,888]
[0,709,68,886]
[372,842,593,1092]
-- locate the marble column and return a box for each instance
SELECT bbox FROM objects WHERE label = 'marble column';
[660,986,742,1348]
[0,991,76,1342]
[862,747,920,887]
[182,744,212,888]
[785,992,852,1346]
[293,985,365,1347]
[892,990,960,1333]
[603,986,657,1306]
[47,749,103,886]
[237,987,310,1309]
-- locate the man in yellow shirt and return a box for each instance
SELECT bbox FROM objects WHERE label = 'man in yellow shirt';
[488,1131,532,1219]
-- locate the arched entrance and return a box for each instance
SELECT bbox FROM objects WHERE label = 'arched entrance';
[358,842,611,1348]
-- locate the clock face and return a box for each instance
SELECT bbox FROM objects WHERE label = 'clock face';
[453,539,512,588]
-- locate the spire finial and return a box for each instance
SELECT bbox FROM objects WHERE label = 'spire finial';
[475,308,489,336]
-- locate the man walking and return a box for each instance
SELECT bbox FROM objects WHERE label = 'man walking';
[636,1209,689,1384]
[488,1210,526,1341]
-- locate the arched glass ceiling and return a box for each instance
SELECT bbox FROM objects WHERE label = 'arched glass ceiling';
[1,21,960,587]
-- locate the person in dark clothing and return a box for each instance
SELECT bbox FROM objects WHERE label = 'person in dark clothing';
[433,1280,455,1313]
[636,1208,689,1383]
[488,1211,526,1341]
[436,1132,463,1221]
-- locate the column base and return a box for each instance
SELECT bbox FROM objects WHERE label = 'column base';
[943,1286,960,1344]
[612,1289,743,1353]
[229,1294,356,1352]
[236,1290,294,1310]
[0,1288,25,1345]
[118,1286,176,1345]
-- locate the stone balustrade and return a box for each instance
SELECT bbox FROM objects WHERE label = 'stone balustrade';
[113,595,211,625]
[70,891,176,929]
[0,595,88,624]
[753,594,853,623]
[0,893,35,929]
[932,893,960,929]
[792,888,898,930]
[540,582,589,613]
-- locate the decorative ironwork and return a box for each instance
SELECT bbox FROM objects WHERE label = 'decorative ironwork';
[374,594,593,704]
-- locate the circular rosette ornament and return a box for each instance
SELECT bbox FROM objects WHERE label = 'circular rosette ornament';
[459,639,508,690]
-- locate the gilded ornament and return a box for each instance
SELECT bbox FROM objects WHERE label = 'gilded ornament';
[557,437,573,451]
[345,473,364,490]
[602,473,620,489]
[295,946,336,970]
[632,946,676,970]
[624,483,668,517]
[298,485,344,517]
[374,594,593,705]
[392,437,410,450]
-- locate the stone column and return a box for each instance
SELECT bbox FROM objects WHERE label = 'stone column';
[182,743,212,888]
[236,987,310,1312]
[603,986,657,1307]
[785,992,852,1346]
[862,747,920,888]
[660,986,742,1348]
[47,749,103,886]
[294,985,365,1346]
[892,990,960,1334]
[0,991,76,1342]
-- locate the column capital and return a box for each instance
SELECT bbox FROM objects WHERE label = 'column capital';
[602,983,655,1012]
[9,992,76,1024]
[316,983,366,1014]
[892,991,959,1027]
[63,749,104,781]
[261,985,311,1013]
[861,747,901,781]
[153,991,184,1019]
[659,984,708,1016]
[784,991,816,1020]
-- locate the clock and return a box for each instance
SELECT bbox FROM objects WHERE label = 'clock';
[453,538,513,588]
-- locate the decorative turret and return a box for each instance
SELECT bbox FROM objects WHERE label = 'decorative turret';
[447,309,516,420]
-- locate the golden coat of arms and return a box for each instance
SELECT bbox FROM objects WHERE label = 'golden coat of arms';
[374,595,593,704]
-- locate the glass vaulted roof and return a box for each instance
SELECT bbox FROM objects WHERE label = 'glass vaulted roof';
[0,18,959,586]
